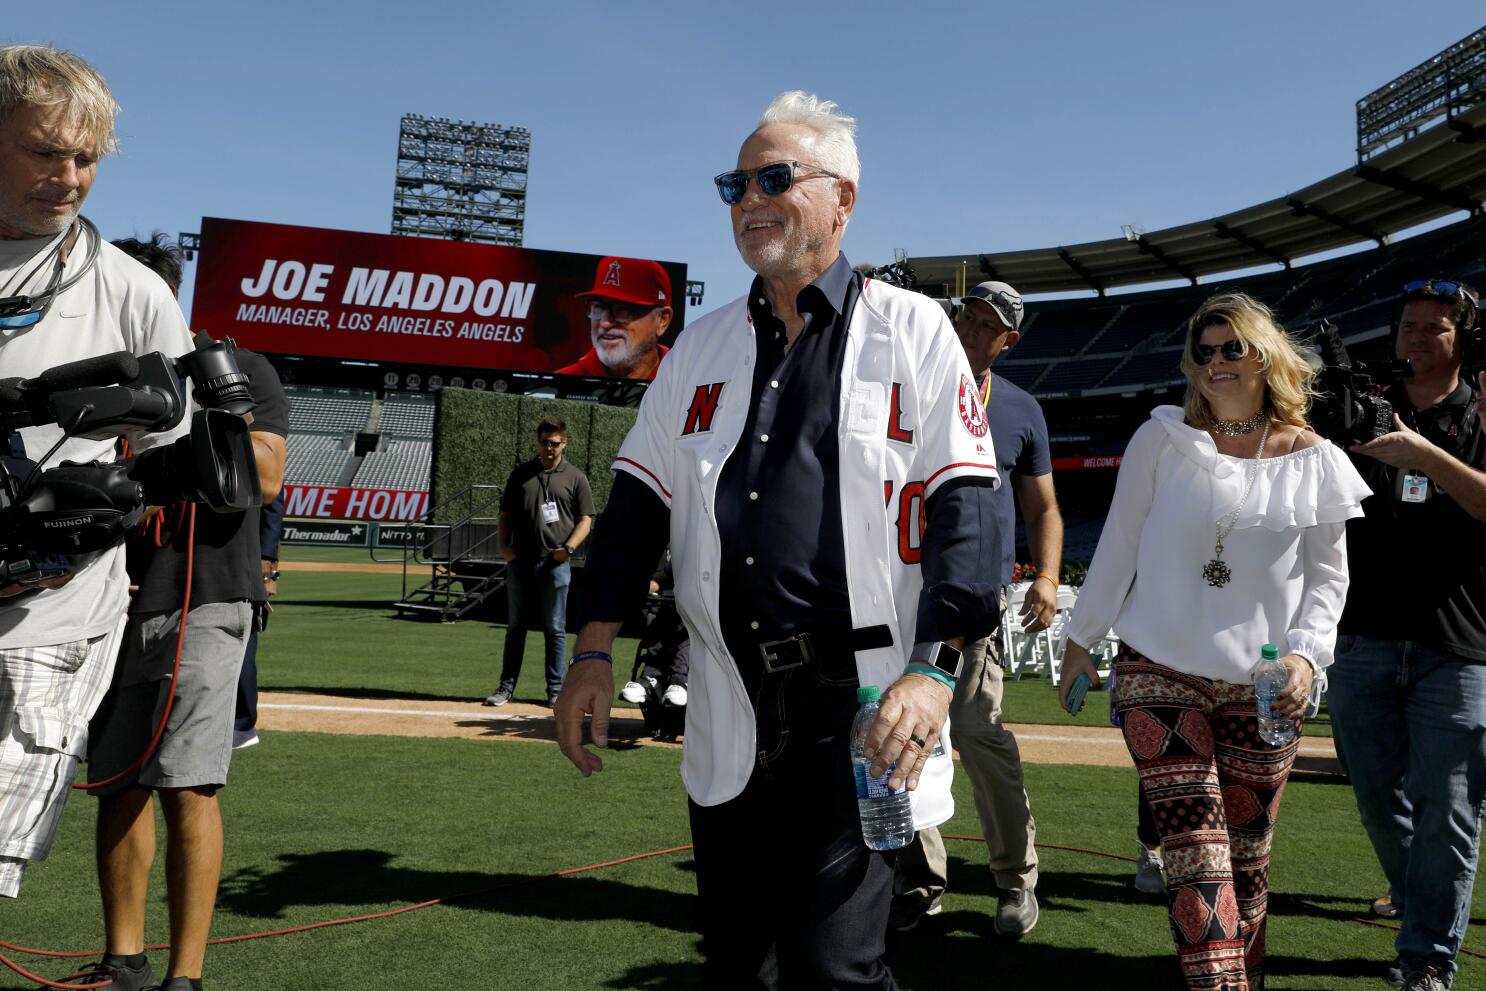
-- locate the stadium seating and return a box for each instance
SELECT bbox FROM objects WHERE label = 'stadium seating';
[352,438,433,491]
[286,387,374,434]
[980,212,1486,400]
[284,433,355,486]
[378,393,436,438]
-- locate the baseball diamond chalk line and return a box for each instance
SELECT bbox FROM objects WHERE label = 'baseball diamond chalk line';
[254,692,1340,765]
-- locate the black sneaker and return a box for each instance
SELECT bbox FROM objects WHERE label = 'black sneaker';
[87,955,156,991]
[888,895,942,932]
[158,977,201,991]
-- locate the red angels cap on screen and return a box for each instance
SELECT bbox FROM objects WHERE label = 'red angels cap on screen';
[576,257,672,307]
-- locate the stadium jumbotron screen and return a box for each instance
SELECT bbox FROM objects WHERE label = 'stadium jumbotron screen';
[189,217,687,376]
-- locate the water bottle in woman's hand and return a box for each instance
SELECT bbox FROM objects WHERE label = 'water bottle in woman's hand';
[1254,643,1296,746]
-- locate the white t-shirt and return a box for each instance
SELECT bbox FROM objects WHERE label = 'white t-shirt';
[0,230,193,648]
[1065,406,1371,685]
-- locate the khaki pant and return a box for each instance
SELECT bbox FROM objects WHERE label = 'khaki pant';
[896,630,1038,904]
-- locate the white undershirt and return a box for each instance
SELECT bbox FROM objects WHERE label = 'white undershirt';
[1065,406,1371,686]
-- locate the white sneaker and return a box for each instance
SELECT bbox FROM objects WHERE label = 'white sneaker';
[620,678,653,704]
[232,730,260,750]
[662,684,688,707]
[1134,846,1166,894]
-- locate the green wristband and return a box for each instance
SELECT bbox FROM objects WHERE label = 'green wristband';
[905,662,957,691]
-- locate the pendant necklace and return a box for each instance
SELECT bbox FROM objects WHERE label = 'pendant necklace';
[1202,417,1271,588]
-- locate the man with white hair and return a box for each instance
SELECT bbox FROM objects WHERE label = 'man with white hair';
[0,41,193,927]
[557,91,1002,987]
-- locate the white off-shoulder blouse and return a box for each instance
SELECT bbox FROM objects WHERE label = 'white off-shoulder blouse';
[1064,406,1372,687]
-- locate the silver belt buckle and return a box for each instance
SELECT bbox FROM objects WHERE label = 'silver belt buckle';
[758,632,815,673]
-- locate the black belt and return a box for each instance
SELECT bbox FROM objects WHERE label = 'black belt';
[757,625,894,674]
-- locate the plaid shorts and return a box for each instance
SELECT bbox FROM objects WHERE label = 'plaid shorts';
[0,616,126,898]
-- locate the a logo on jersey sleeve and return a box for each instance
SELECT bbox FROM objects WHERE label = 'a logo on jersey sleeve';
[681,382,726,435]
[957,374,989,438]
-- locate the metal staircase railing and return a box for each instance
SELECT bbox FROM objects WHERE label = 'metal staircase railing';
[391,484,508,621]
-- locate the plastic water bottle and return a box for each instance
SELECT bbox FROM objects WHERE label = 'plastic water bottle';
[1254,643,1296,746]
[850,685,915,851]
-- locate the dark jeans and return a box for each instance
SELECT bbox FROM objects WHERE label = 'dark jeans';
[499,557,569,697]
[687,648,897,990]
[234,624,259,732]
[1329,635,1486,985]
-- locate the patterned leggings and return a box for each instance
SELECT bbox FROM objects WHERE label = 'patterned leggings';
[1114,649,1300,991]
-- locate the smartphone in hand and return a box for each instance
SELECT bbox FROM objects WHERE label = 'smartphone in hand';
[1066,671,1092,716]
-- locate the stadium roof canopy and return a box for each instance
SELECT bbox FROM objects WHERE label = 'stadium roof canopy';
[911,101,1486,298]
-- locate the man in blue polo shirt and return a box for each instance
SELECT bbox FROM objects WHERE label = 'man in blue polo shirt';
[893,280,1063,937]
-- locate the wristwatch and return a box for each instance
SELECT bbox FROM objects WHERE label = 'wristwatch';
[911,641,964,680]
[561,543,576,555]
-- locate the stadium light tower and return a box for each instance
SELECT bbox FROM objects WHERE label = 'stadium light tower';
[1356,25,1486,162]
[392,114,530,245]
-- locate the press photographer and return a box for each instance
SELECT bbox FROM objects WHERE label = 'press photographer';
[0,44,198,901]
[1326,278,1486,989]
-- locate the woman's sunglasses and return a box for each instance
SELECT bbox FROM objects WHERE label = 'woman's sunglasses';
[713,161,840,206]
[1192,339,1247,365]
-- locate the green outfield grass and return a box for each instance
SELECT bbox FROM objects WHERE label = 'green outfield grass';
[0,562,1463,990]
[1,733,1479,991]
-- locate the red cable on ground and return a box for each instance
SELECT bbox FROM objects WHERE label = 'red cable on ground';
[8,797,1481,984]
[0,845,693,987]
[74,503,196,793]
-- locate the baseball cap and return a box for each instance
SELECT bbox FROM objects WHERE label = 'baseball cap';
[963,280,1024,332]
[577,256,672,308]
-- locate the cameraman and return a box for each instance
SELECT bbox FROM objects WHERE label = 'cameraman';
[0,47,193,899]
[89,234,288,991]
[1330,279,1486,991]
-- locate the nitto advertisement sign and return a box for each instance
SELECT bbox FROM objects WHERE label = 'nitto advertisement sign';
[189,217,686,376]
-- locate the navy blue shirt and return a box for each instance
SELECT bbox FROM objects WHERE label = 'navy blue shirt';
[978,370,1052,587]
[714,254,859,662]
[577,260,1005,669]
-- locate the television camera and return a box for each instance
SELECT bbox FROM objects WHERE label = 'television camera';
[0,336,262,597]
[1306,319,1409,448]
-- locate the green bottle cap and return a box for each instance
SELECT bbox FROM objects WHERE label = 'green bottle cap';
[1261,643,1280,660]
[857,685,882,703]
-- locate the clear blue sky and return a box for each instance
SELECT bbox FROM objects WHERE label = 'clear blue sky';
[10,2,1484,319]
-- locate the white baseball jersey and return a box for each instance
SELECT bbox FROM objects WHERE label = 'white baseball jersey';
[614,278,1000,826]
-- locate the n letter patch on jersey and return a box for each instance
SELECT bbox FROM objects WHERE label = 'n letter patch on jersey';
[958,374,989,438]
[682,382,726,435]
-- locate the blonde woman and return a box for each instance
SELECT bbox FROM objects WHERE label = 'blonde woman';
[1059,292,1370,990]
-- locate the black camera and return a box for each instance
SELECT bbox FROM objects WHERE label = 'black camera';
[1307,319,1410,448]
[0,336,261,596]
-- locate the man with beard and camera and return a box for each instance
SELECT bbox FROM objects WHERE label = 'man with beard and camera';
[0,46,194,903]
[1328,279,1486,991]
[90,233,288,991]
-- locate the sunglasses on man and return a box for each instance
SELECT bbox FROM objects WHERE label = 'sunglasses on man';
[1402,279,1479,305]
[589,301,656,325]
[1192,339,1248,365]
[713,161,841,206]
